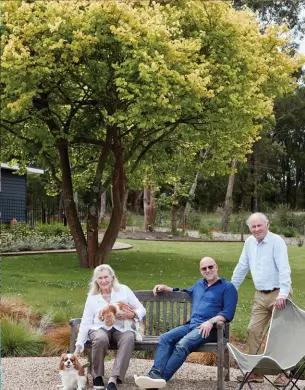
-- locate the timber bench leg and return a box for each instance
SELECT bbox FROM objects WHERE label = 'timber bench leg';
[224,347,230,382]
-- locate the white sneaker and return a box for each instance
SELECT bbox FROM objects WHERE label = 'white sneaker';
[134,375,166,389]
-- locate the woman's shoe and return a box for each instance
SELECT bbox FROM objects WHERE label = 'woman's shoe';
[106,382,117,390]
[93,376,105,389]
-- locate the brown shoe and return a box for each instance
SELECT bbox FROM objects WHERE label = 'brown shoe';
[274,373,289,387]
[237,373,264,383]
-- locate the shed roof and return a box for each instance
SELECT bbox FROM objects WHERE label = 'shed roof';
[1,163,44,174]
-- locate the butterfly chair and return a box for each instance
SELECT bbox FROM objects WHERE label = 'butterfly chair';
[228,299,305,390]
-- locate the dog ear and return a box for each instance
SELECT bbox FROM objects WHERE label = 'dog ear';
[78,364,85,376]
[59,355,65,370]
[73,356,81,370]
[98,309,105,321]
[109,305,117,315]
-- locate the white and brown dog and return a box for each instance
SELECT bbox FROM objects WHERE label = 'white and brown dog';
[59,353,86,390]
[98,301,143,341]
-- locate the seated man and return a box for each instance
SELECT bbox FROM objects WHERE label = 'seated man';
[135,256,238,389]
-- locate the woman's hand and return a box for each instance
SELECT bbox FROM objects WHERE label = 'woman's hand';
[74,345,82,358]
[116,308,135,320]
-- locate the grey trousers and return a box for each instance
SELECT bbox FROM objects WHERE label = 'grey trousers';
[88,328,135,381]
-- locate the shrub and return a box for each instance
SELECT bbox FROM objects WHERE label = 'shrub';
[42,324,71,356]
[281,228,296,238]
[186,210,202,230]
[171,229,187,237]
[269,225,280,234]
[198,225,214,240]
[1,318,45,357]
[0,297,40,326]
[1,231,74,252]
[270,205,305,234]
[126,213,143,227]
[8,222,33,236]
[34,223,71,236]
[229,216,249,234]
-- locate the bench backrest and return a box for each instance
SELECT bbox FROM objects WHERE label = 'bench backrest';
[134,290,192,336]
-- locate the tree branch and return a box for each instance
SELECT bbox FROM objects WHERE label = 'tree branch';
[72,136,106,147]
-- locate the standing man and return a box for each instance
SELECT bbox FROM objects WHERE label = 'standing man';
[135,256,238,389]
[231,212,291,385]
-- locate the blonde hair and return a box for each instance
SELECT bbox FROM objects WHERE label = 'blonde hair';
[89,264,120,295]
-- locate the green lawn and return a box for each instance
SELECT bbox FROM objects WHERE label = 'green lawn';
[2,240,305,341]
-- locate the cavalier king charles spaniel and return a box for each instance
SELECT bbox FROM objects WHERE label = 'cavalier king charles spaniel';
[59,353,86,390]
[99,301,143,341]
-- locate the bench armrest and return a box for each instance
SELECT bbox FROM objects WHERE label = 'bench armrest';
[69,318,81,353]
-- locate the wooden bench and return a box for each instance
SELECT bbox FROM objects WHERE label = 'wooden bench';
[69,290,231,390]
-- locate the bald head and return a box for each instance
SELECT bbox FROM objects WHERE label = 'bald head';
[199,257,219,285]
[200,256,216,266]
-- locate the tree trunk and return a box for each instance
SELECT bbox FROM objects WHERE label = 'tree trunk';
[120,189,129,231]
[133,190,142,213]
[73,191,78,213]
[86,201,99,268]
[99,191,107,224]
[171,203,178,234]
[221,159,237,232]
[250,145,258,212]
[96,138,125,265]
[144,185,155,232]
[57,140,88,268]
[182,171,200,228]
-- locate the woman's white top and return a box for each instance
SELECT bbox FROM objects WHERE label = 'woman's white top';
[75,284,146,351]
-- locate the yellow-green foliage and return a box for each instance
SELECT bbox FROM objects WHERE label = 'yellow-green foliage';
[1,0,302,184]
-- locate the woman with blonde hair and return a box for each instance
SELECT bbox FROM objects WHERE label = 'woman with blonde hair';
[75,264,146,390]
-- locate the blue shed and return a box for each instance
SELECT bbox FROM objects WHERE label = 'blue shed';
[0,164,44,224]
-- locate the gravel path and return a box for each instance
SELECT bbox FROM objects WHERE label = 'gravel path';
[3,357,303,390]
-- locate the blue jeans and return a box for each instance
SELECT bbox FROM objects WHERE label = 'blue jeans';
[152,324,217,381]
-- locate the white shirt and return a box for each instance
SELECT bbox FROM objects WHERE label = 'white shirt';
[76,284,146,350]
[231,231,291,297]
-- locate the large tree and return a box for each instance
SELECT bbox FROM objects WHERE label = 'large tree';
[1,0,301,267]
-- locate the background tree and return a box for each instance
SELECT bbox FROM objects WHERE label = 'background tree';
[1,0,301,266]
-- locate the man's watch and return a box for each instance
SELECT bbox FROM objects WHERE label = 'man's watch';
[208,319,216,326]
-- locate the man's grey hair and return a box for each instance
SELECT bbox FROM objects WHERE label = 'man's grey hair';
[246,212,269,227]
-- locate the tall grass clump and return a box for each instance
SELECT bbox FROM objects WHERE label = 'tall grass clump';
[0,297,40,325]
[0,296,49,357]
[42,324,71,356]
[1,318,45,357]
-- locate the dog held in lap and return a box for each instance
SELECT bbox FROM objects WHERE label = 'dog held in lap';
[98,301,143,341]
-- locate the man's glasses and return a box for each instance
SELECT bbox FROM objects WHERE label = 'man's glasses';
[201,265,215,272]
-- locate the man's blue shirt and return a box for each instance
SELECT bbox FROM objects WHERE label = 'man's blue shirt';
[174,278,238,329]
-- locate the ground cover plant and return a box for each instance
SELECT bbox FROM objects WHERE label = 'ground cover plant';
[2,240,305,342]
[1,222,74,252]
